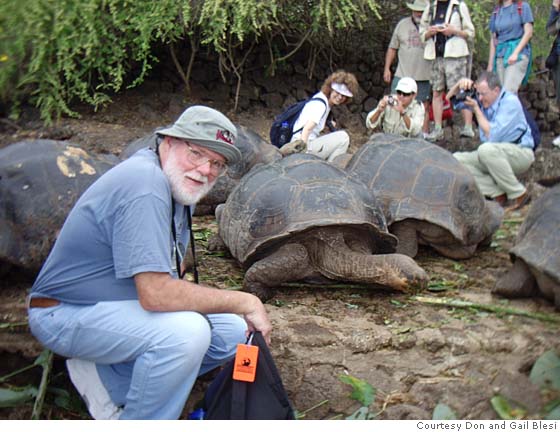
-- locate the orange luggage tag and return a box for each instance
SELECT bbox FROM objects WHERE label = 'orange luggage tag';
[232,335,259,382]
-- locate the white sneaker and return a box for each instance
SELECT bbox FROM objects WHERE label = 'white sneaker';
[425,128,444,142]
[553,135,560,147]
[66,358,122,420]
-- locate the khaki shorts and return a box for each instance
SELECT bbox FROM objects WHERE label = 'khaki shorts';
[430,57,468,93]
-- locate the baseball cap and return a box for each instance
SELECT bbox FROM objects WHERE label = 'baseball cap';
[157,105,242,165]
[396,77,418,94]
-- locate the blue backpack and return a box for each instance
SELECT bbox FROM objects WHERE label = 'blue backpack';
[518,103,541,150]
[269,97,326,148]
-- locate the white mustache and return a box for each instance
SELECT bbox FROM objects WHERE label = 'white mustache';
[184,172,209,184]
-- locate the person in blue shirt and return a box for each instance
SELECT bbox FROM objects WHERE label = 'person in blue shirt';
[27,106,272,420]
[547,0,560,147]
[487,0,534,94]
[451,71,534,210]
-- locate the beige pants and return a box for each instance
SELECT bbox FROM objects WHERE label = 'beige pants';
[454,142,534,199]
[307,130,350,162]
[496,55,529,94]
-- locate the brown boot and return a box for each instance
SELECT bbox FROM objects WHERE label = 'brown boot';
[507,191,531,211]
[493,194,507,207]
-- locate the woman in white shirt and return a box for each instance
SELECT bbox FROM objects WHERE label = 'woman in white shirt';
[290,70,358,162]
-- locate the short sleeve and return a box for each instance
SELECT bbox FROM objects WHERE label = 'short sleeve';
[112,193,172,278]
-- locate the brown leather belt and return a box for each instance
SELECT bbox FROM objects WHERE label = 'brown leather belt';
[27,297,61,308]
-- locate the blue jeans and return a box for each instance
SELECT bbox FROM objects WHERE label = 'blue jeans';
[28,300,247,419]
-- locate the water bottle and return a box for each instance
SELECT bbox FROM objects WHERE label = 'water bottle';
[187,408,205,420]
[279,121,290,146]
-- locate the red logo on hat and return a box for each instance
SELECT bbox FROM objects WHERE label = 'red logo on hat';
[216,129,234,145]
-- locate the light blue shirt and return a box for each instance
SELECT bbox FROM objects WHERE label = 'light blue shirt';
[31,146,191,304]
[489,1,533,58]
[479,89,534,149]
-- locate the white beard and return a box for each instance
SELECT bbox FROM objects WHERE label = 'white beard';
[164,153,216,205]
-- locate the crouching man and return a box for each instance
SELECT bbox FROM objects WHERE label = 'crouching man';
[365,77,425,138]
[27,106,272,419]
[451,71,534,210]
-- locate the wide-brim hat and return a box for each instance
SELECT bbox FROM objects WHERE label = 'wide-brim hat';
[157,105,242,165]
[406,0,428,12]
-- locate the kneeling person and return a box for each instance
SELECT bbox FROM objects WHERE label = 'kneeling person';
[366,77,425,137]
[451,71,534,210]
[27,106,272,420]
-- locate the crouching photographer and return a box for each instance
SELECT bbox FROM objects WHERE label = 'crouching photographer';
[366,77,425,138]
[451,71,534,210]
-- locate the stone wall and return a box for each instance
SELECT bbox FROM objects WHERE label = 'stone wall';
[179,46,559,132]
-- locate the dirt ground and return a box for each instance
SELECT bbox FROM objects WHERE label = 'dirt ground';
[1,83,559,420]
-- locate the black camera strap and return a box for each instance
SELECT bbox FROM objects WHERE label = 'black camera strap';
[171,201,198,283]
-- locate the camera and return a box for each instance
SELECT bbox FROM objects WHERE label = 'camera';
[454,88,476,102]
[452,88,478,111]
[387,95,398,106]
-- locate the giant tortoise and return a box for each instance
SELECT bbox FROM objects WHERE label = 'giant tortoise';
[494,184,560,308]
[216,153,428,300]
[346,134,503,259]
[0,140,118,274]
[121,125,281,215]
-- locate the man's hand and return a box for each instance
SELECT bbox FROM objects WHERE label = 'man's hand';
[378,96,389,111]
[442,24,457,38]
[464,96,478,109]
[427,24,444,38]
[448,77,473,99]
[383,69,392,84]
[243,295,272,345]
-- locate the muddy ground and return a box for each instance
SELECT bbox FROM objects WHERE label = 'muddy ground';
[1,83,559,420]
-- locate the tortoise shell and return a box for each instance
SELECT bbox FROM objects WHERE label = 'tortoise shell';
[346,133,497,246]
[217,153,397,267]
[0,140,117,273]
[510,184,560,283]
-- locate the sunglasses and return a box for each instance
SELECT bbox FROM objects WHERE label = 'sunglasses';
[397,90,413,97]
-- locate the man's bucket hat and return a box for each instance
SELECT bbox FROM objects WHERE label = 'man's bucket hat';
[406,0,428,12]
[158,105,242,165]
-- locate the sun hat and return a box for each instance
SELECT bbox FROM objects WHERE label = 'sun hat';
[406,0,428,12]
[331,82,353,98]
[396,77,418,94]
[157,105,241,165]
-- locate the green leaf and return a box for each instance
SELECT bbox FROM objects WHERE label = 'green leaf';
[338,374,376,407]
[529,351,560,390]
[432,403,458,420]
[0,386,38,408]
[346,406,374,420]
[546,404,560,420]
[33,349,52,368]
[490,395,527,420]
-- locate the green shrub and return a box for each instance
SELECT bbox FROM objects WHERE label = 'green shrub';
[0,0,554,124]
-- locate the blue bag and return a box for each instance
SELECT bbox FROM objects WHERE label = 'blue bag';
[269,97,326,148]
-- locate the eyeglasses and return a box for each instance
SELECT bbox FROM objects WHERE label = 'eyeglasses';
[397,90,413,97]
[174,138,227,175]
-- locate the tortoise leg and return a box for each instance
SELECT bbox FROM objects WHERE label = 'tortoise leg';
[243,242,315,302]
[391,221,418,258]
[430,243,477,260]
[493,259,538,298]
